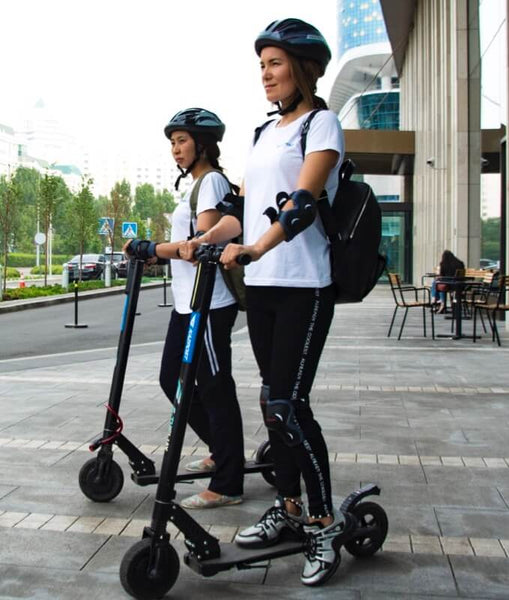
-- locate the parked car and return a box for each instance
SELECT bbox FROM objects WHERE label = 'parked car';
[480,258,499,270]
[110,252,127,278]
[65,253,123,281]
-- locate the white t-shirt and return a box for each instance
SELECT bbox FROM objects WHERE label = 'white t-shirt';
[170,172,235,314]
[243,109,344,288]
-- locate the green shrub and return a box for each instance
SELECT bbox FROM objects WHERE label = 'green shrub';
[1,278,127,301]
[6,253,73,268]
[4,267,21,278]
[31,265,64,275]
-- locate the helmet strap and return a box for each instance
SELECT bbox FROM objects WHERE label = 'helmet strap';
[174,139,203,190]
[266,92,303,117]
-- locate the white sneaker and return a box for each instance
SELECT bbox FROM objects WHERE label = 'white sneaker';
[184,458,216,473]
[235,496,306,548]
[301,511,344,586]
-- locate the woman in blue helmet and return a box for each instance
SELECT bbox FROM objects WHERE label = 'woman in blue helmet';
[183,19,345,586]
[126,108,245,509]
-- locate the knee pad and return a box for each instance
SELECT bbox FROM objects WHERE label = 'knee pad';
[265,398,304,447]
[259,385,270,421]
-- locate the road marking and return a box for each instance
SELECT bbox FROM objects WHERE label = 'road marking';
[0,340,165,364]
[0,511,508,558]
[1,436,508,468]
[0,374,507,395]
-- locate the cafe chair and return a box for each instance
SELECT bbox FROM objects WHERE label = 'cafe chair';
[387,272,435,340]
[473,274,507,346]
[464,270,499,333]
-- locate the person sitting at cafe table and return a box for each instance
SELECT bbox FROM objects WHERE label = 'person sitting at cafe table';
[431,250,465,313]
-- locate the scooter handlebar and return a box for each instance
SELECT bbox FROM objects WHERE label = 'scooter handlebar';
[193,244,252,265]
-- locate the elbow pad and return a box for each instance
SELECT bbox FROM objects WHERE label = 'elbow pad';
[278,189,317,241]
[126,239,158,260]
[217,192,244,226]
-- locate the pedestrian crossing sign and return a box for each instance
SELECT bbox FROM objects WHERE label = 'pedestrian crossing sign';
[98,217,114,236]
[122,222,138,238]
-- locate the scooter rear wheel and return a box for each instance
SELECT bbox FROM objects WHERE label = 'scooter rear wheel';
[79,457,124,502]
[344,501,388,557]
[255,440,276,487]
[120,538,180,600]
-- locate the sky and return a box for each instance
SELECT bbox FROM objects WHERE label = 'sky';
[0,0,338,180]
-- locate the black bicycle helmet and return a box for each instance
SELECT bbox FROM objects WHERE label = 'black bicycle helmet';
[164,107,225,142]
[255,18,331,76]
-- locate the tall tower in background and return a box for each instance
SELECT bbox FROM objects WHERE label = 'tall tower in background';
[330,0,398,131]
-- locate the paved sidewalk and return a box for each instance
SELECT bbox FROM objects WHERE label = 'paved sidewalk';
[1,287,509,599]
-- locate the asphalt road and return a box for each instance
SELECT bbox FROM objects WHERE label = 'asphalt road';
[0,287,247,371]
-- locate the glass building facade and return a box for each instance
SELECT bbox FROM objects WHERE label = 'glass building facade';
[338,0,388,55]
[358,90,399,129]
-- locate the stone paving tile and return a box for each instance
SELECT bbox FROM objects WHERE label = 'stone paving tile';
[470,538,506,557]
[13,512,53,529]
[40,515,79,531]
[440,536,474,556]
[450,555,509,599]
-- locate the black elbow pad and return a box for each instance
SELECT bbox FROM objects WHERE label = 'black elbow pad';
[217,192,244,225]
[278,189,317,241]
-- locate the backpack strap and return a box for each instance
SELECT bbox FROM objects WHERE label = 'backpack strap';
[253,110,326,156]
[299,108,325,157]
[253,119,275,146]
[188,169,232,238]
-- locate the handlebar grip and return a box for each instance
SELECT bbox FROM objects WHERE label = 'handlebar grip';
[236,254,252,266]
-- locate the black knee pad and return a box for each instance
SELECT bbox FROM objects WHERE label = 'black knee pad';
[265,398,304,447]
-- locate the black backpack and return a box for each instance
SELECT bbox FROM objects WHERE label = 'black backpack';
[189,170,247,310]
[254,110,386,303]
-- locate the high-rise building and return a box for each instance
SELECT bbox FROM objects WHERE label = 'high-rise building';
[329,0,404,276]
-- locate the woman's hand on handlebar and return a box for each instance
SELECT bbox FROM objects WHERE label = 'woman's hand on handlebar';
[220,243,260,269]
[180,238,202,263]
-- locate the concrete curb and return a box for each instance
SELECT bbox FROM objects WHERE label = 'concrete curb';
[0,281,166,314]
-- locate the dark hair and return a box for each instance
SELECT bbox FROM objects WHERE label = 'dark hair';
[194,133,223,172]
[440,250,465,276]
[287,54,328,110]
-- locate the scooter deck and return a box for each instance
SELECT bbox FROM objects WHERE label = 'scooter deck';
[184,539,306,577]
[131,459,273,486]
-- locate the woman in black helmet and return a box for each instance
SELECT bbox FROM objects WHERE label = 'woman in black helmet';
[184,19,344,586]
[125,108,244,508]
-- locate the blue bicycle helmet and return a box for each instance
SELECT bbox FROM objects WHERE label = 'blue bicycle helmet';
[164,107,225,142]
[255,18,331,76]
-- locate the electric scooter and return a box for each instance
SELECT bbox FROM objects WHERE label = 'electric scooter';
[78,256,275,503]
[119,245,389,599]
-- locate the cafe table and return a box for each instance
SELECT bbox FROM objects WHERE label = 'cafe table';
[435,275,478,340]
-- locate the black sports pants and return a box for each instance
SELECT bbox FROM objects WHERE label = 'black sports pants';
[246,285,335,518]
[159,304,244,496]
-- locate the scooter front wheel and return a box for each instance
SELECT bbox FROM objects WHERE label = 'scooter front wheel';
[120,538,180,600]
[344,501,388,557]
[255,440,276,487]
[78,457,124,502]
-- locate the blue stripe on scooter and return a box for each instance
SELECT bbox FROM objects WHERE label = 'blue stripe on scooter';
[183,312,200,363]
[120,295,129,332]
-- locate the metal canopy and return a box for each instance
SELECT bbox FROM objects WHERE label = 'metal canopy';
[343,128,503,175]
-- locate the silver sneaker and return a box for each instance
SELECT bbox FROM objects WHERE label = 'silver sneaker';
[235,496,306,548]
[301,510,344,586]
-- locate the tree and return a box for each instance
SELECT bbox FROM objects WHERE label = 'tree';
[151,194,171,241]
[39,172,62,285]
[106,180,131,250]
[158,188,176,214]
[11,167,40,253]
[481,217,500,261]
[68,177,98,279]
[0,175,21,292]
[134,183,156,220]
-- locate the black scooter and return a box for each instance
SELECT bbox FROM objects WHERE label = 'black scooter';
[119,245,388,599]
[78,256,274,503]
